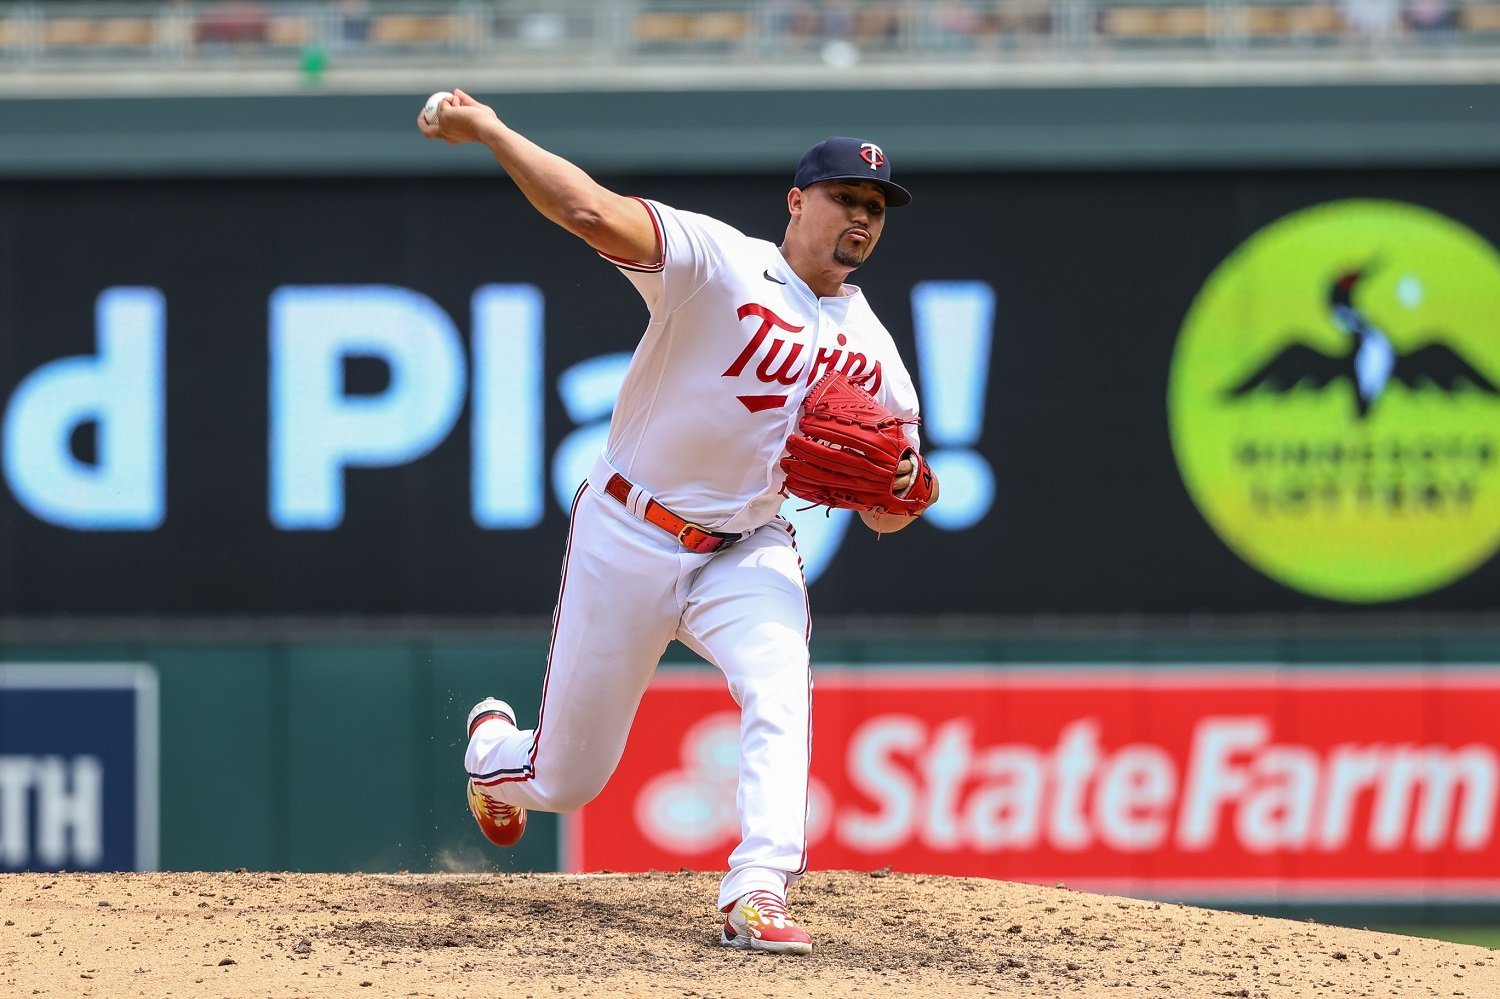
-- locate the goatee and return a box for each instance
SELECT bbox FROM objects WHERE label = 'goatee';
[833,245,864,268]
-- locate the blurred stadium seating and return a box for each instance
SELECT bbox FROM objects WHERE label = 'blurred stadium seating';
[0,0,1494,78]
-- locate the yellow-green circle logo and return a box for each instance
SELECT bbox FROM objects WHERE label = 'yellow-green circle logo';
[1169,199,1500,603]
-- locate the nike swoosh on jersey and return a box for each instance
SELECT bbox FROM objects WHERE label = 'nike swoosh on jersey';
[763,269,787,284]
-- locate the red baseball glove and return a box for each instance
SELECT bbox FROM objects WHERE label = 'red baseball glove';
[780,371,937,516]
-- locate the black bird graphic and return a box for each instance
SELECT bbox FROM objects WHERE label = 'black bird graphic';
[1226,268,1499,419]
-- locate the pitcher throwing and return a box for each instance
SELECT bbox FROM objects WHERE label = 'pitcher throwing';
[419,89,938,955]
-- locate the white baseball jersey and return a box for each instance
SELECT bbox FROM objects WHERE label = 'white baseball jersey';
[598,199,921,533]
[467,193,923,918]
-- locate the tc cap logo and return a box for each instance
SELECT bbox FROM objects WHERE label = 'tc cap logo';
[859,143,885,170]
[1168,199,1500,603]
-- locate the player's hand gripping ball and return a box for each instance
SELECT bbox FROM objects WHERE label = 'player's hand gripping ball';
[780,371,937,516]
[424,91,454,125]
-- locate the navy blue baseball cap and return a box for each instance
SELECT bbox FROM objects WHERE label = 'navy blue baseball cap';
[793,136,912,208]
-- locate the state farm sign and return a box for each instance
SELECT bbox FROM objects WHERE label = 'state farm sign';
[567,667,1500,899]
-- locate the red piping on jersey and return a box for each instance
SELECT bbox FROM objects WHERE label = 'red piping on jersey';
[594,196,665,272]
[786,517,814,878]
[475,483,588,789]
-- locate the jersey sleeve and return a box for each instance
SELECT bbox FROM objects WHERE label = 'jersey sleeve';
[863,312,922,453]
[889,371,922,452]
[602,199,734,317]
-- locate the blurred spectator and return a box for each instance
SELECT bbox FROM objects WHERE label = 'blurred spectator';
[195,1,268,46]
[337,0,370,45]
[517,12,566,49]
[934,0,985,48]
[1404,0,1458,35]
[1343,0,1401,40]
[854,3,903,50]
[771,0,821,51]
[821,0,858,40]
[991,0,1054,50]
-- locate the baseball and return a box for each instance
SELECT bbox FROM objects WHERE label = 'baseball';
[424,90,454,125]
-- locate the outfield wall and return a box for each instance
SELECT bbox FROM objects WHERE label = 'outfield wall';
[4,636,1499,925]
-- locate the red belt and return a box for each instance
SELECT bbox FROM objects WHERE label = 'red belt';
[603,473,740,554]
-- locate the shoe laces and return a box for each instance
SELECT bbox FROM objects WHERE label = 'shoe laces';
[744,890,795,924]
[474,788,516,819]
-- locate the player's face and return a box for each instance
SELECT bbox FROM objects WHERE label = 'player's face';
[806,180,887,268]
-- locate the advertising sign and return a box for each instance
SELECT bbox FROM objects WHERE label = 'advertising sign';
[0,664,159,871]
[1170,199,1500,602]
[571,667,1500,900]
[0,174,1496,615]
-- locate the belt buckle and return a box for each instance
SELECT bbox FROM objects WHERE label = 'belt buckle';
[677,521,719,553]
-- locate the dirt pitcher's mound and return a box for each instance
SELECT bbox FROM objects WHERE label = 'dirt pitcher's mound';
[2,870,1495,998]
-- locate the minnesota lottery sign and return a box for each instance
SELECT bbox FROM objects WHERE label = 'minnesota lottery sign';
[0,665,159,872]
[1169,200,1500,603]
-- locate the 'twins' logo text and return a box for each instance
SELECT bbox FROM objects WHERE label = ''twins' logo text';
[723,303,884,413]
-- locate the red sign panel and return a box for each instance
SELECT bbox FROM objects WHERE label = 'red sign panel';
[568,667,1500,899]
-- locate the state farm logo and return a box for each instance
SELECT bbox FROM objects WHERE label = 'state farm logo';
[629,708,1497,859]
[1169,200,1500,602]
[634,713,832,854]
[846,711,1488,852]
[577,673,1500,893]
[842,714,1495,855]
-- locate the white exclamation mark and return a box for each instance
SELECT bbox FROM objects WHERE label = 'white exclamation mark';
[910,281,995,531]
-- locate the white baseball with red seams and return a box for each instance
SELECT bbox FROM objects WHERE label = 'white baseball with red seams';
[423,91,453,125]
[466,199,920,911]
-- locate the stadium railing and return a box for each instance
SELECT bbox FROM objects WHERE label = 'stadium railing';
[0,0,1494,72]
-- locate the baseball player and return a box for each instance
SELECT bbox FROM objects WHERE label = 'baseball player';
[419,89,938,955]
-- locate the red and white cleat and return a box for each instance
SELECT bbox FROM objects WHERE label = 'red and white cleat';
[720,890,813,955]
[465,698,527,849]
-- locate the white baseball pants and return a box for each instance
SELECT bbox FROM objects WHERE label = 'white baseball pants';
[465,466,812,909]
